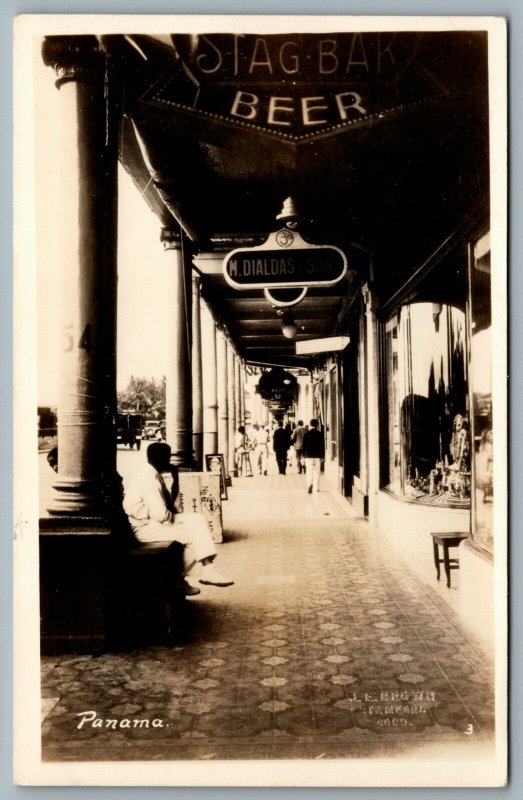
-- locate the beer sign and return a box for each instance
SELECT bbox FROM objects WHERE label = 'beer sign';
[223,228,347,290]
[155,33,424,141]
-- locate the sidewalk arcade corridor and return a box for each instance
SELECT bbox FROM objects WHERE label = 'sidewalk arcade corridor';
[41,472,495,762]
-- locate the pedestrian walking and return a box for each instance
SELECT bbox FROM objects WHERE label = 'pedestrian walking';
[273,421,290,475]
[252,422,269,475]
[291,420,305,474]
[302,418,325,493]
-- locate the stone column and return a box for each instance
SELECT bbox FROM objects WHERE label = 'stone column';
[192,274,203,470]
[363,284,381,526]
[235,355,242,426]
[43,36,119,516]
[252,382,263,425]
[358,313,368,494]
[227,342,237,476]
[201,300,218,460]
[240,359,247,422]
[161,227,195,469]
[216,329,229,476]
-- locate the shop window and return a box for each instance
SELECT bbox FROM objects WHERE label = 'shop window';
[329,367,338,461]
[325,382,330,453]
[384,302,469,507]
[469,233,493,552]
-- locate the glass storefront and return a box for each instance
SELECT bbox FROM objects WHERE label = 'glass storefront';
[384,301,470,507]
[469,232,493,552]
[329,366,338,462]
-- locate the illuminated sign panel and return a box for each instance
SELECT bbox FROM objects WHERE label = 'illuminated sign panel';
[296,336,351,355]
[223,229,347,290]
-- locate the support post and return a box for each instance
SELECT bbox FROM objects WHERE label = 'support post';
[235,355,242,427]
[201,300,218,459]
[216,329,229,476]
[161,227,195,469]
[192,274,203,470]
[39,36,120,653]
[227,343,237,476]
[363,283,381,526]
[43,36,119,516]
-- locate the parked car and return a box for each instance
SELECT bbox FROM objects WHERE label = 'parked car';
[142,419,166,440]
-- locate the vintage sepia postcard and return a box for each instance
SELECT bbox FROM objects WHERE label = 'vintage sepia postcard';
[13,14,507,787]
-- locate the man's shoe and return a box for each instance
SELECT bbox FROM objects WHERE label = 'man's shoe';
[308,485,313,494]
[182,579,201,596]
[200,568,234,587]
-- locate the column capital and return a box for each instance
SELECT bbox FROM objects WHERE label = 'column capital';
[362,283,379,315]
[160,226,183,251]
[42,35,104,87]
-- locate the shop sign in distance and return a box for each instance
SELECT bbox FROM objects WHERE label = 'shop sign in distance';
[223,228,347,290]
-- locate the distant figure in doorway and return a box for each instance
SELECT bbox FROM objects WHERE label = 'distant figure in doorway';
[234,425,249,473]
[273,421,290,475]
[291,420,305,474]
[302,418,325,493]
[253,423,270,475]
[123,442,233,594]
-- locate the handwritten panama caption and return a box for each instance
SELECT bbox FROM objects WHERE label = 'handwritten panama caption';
[76,711,165,730]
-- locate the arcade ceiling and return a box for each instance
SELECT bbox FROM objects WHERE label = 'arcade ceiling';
[99,30,489,368]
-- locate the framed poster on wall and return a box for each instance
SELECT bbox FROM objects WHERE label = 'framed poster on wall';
[205,453,228,500]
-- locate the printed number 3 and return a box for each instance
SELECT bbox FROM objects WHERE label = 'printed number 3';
[63,324,93,353]
[465,724,474,735]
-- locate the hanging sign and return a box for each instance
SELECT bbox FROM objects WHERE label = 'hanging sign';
[223,228,347,290]
[296,335,350,355]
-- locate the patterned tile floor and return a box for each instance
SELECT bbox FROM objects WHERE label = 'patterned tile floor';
[41,473,495,762]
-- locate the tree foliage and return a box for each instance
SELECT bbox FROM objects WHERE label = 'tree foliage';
[117,375,166,418]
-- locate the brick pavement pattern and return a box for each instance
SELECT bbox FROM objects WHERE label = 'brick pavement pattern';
[41,474,495,761]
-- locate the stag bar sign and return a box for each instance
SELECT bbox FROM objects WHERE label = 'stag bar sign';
[223,229,347,289]
[148,33,430,141]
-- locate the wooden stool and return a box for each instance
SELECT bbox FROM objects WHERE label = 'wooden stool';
[430,532,469,588]
[238,450,253,477]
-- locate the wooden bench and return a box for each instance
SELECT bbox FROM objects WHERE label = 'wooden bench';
[106,516,186,648]
[430,532,470,588]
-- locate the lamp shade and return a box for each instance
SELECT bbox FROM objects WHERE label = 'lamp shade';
[281,321,297,339]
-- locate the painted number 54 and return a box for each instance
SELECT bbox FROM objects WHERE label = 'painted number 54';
[62,324,93,353]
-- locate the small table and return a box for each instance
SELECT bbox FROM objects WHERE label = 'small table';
[430,532,470,588]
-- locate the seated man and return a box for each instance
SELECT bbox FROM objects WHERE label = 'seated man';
[123,442,233,595]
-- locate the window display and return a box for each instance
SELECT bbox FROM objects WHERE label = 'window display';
[385,302,470,507]
[469,232,493,552]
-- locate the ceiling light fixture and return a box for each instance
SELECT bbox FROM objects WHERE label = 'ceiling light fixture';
[281,310,297,339]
